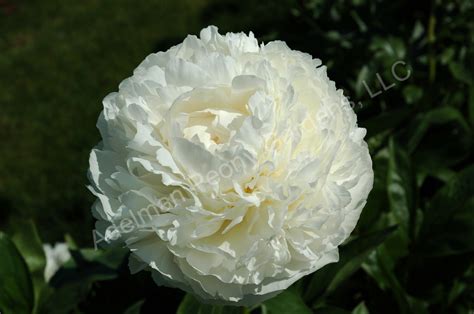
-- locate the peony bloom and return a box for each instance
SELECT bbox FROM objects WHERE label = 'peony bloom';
[43,243,71,282]
[88,26,373,305]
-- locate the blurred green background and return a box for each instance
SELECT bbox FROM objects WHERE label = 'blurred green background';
[0,0,473,313]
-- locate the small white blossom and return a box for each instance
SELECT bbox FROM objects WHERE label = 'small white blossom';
[43,243,71,282]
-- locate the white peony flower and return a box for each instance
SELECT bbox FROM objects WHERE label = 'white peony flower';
[43,243,71,282]
[88,26,373,305]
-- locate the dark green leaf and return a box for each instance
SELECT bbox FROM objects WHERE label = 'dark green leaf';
[418,166,474,256]
[387,138,414,236]
[314,306,351,314]
[361,109,411,138]
[440,47,455,64]
[264,290,311,314]
[362,247,411,314]
[36,247,129,314]
[352,302,369,314]
[353,65,370,98]
[11,220,46,280]
[0,232,34,314]
[304,226,396,301]
[370,37,406,60]
[410,21,425,42]
[407,107,471,153]
[356,155,389,231]
[177,294,242,314]
[412,112,472,172]
[50,247,128,287]
[421,165,474,234]
[449,62,472,84]
[10,219,47,307]
[402,85,423,105]
[350,10,367,33]
[177,294,201,314]
[124,299,145,314]
[35,283,90,314]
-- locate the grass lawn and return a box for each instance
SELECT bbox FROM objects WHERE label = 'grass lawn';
[0,0,209,244]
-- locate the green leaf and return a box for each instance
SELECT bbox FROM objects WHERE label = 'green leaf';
[356,154,389,232]
[380,139,414,265]
[177,294,204,314]
[36,247,129,314]
[350,10,367,33]
[387,138,414,236]
[124,300,145,314]
[363,247,428,314]
[418,165,474,256]
[402,85,423,105]
[370,37,406,60]
[361,109,411,138]
[177,294,242,314]
[304,226,396,302]
[410,21,425,42]
[314,306,351,314]
[449,62,472,84]
[421,165,474,233]
[11,220,46,279]
[422,198,474,257]
[35,283,89,314]
[407,107,471,154]
[10,219,47,307]
[362,247,411,314]
[64,234,78,250]
[264,290,312,314]
[0,232,34,314]
[412,111,472,171]
[440,47,455,64]
[75,247,128,269]
[354,65,370,98]
[327,229,397,293]
[352,302,369,314]
[50,247,128,287]
[177,294,200,314]
[416,167,455,187]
